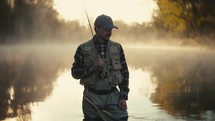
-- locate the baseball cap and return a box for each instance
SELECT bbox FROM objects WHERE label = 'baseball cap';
[94,14,118,30]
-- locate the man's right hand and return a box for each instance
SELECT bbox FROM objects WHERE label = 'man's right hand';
[90,57,104,72]
[95,57,104,68]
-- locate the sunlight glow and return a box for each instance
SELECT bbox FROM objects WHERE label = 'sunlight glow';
[53,0,158,25]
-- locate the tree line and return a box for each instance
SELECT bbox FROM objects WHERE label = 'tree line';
[153,0,215,44]
[0,0,88,43]
[0,0,215,45]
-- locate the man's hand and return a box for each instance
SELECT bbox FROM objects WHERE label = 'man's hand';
[95,57,104,68]
[90,57,104,72]
[119,99,127,111]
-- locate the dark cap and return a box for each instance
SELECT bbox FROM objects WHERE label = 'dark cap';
[94,14,118,30]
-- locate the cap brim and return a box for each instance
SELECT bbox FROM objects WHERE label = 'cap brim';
[113,25,118,29]
[103,25,118,30]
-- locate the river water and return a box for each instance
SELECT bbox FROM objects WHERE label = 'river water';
[1,44,215,121]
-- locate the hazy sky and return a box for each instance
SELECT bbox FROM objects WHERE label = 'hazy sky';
[53,0,158,26]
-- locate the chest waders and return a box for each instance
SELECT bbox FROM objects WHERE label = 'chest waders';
[79,39,123,90]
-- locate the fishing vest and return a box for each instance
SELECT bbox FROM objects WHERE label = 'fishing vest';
[80,39,122,89]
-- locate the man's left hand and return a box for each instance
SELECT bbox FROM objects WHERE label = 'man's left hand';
[119,99,127,111]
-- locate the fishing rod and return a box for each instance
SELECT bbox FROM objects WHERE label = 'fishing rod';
[82,0,94,37]
[84,96,121,121]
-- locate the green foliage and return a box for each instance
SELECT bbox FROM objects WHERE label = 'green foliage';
[154,0,215,38]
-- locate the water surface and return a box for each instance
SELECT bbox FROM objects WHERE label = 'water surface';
[1,44,215,121]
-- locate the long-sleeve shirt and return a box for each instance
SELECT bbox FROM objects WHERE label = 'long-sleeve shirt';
[71,36,130,100]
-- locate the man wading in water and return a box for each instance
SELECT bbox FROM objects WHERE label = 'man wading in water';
[71,14,130,121]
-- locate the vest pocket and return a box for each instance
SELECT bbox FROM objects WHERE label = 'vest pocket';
[111,71,122,86]
[80,73,96,88]
[83,47,92,66]
[111,57,122,70]
[83,46,92,55]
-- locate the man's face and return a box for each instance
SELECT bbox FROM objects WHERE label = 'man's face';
[95,26,112,41]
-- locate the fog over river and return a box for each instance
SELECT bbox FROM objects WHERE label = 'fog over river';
[1,44,215,121]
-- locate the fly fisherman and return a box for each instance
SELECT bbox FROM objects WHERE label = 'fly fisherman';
[71,14,129,121]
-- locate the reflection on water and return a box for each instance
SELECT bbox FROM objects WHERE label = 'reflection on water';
[31,71,83,121]
[0,45,73,121]
[126,46,215,120]
[1,44,215,121]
